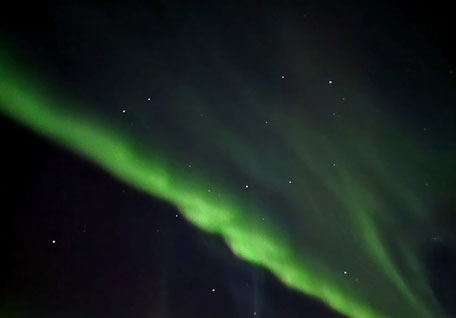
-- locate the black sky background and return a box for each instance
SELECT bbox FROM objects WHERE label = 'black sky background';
[1,1,455,317]
[1,114,347,318]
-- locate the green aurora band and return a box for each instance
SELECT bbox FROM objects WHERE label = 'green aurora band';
[0,50,453,318]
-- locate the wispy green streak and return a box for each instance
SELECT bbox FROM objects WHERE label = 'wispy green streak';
[0,51,446,318]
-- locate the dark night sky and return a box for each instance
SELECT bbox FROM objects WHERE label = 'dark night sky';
[1,1,455,317]
[0,116,346,317]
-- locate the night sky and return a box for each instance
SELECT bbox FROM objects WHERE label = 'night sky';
[1,1,456,317]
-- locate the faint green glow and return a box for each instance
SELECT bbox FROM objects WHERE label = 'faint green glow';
[0,51,447,318]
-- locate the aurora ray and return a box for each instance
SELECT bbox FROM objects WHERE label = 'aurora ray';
[1,3,455,317]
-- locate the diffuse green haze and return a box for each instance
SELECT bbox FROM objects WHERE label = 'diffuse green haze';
[0,51,448,318]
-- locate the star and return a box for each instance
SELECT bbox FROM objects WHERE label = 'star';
[52,240,56,244]
[281,75,285,79]
[245,184,249,188]
[328,80,333,84]
[147,97,151,101]
[288,180,292,184]
[212,288,216,292]
[122,109,126,113]
[343,271,348,275]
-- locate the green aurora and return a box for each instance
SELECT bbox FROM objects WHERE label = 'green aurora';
[0,45,454,318]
